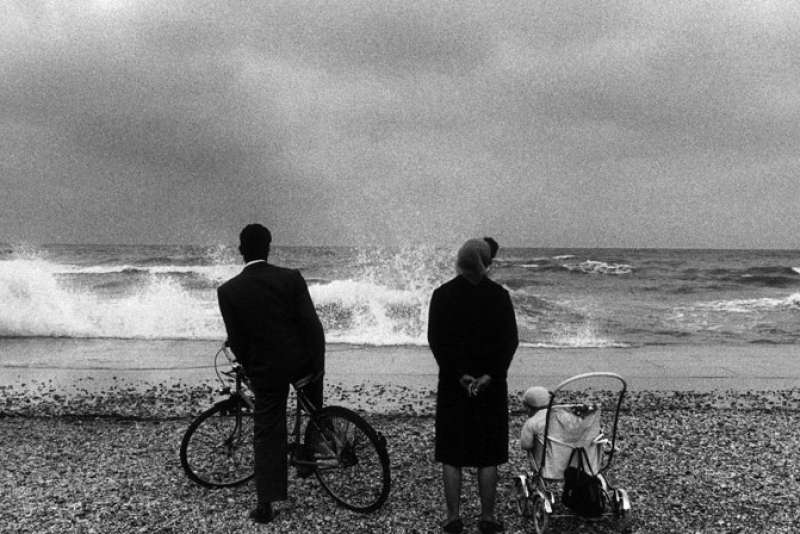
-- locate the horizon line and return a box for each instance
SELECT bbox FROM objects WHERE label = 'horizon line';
[2,241,800,252]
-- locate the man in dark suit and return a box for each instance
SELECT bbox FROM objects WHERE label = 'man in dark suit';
[217,223,325,524]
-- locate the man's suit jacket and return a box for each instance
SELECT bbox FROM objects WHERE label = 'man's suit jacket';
[217,261,325,379]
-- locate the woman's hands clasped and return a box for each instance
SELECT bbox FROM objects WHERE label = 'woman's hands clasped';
[459,374,492,397]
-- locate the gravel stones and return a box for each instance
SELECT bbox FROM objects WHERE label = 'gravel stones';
[2,382,799,533]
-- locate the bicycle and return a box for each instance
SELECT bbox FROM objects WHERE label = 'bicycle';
[180,343,391,513]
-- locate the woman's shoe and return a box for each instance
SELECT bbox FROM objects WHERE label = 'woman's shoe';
[441,517,464,533]
[478,518,505,533]
[249,504,278,524]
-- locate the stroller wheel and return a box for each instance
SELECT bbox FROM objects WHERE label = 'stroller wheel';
[613,488,631,517]
[513,475,533,518]
[613,489,633,533]
[531,493,549,534]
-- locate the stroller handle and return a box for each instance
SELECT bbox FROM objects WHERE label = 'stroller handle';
[553,372,627,394]
[538,372,627,476]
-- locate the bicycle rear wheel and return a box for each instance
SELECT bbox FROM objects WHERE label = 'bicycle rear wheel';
[304,406,390,513]
[180,397,254,487]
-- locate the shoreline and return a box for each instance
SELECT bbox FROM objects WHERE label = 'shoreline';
[2,338,800,391]
[2,338,799,417]
[2,348,799,419]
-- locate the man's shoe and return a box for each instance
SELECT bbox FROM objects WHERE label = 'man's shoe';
[441,517,464,533]
[477,519,505,533]
[249,504,277,524]
[296,464,315,479]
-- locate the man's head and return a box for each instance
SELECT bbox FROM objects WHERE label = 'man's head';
[238,223,272,262]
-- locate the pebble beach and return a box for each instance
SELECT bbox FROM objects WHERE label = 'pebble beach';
[3,343,800,534]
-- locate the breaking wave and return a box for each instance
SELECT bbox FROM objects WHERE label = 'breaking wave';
[521,257,633,275]
[3,244,799,348]
[691,293,800,313]
[678,265,800,287]
[0,245,448,345]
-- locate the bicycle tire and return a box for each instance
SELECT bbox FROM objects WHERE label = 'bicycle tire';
[180,397,255,488]
[304,406,390,513]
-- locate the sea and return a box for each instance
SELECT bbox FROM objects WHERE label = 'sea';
[1,243,799,349]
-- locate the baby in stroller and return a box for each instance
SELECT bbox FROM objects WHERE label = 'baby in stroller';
[520,386,604,479]
[514,379,631,531]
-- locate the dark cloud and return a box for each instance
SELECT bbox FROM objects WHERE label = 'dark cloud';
[2,1,800,247]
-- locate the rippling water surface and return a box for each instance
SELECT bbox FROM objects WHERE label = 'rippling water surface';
[1,244,799,348]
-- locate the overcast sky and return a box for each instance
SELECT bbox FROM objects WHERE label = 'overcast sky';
[2,1,799,248]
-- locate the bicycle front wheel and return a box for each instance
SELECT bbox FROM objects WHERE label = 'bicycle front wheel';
[304,406,391,513]
[180,397,254,488]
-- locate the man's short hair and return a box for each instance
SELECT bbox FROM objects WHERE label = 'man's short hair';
[239,224,272,259]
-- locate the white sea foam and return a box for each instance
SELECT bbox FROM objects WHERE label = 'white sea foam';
[521,340,631,349]
[521,323,630,348]
[6,244,794,348]
[56,263,240,282]
[0,247,443,344]
[519,258,555,268]
[305,245,449,345]
[0,257,224,339]
[571,260,633,275]
[309,279,429,345]
[691,293,800,313]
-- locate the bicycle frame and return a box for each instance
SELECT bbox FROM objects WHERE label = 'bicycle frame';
[183,342,391,512]
[288,376,325,468]
[216,344,328,468]
[215,352,254,412]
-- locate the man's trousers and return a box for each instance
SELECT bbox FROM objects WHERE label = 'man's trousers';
[251,370,324,504]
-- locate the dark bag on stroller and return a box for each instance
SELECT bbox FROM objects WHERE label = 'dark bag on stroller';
[562,447,606,517]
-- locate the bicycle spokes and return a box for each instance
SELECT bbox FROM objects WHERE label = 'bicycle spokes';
[180,400,255,488]
[305,406,391,513]
[182,346,390,511]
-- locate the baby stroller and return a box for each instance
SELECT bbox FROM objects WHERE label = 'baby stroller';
[514,372,631,533]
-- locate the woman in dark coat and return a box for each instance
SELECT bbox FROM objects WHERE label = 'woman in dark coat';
[428,238,519,534]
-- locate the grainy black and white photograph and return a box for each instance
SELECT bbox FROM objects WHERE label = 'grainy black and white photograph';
[2,1,799,533]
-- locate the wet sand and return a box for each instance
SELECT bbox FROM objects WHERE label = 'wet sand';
[2,338,799,392]
[2,338,799,416]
